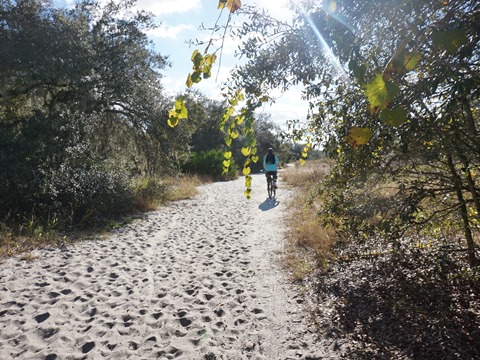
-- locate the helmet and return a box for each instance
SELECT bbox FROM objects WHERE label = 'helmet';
[267,148,274,153]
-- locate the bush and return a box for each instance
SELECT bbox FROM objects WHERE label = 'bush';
[182,149,238,181]
[38,162,134,226]
[0,109,141,229]
[132,177,169,211]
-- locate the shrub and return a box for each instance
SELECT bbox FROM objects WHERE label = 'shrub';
[131,177,169,211]
[182,149,238,180]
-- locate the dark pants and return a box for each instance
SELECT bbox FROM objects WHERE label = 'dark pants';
[265,171,277,180]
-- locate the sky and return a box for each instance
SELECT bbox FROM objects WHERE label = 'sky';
[55,0,311,127]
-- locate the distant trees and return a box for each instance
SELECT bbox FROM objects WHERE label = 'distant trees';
[0,0,184,227]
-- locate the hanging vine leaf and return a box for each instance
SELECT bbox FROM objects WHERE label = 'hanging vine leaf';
[388,50,422,75]
[346,127,372,147]
[432,29,467,54]
[219,0,241,13]
[167,98,188,128]
[365,74,389,112]
[186,50,217,88]
[364,74,399,113]
[241,147,251,156]
[380,106,408,127]
[245,175,252,189]
[167,111,179,128]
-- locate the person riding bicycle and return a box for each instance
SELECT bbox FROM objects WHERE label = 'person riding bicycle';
[263,147,280,188]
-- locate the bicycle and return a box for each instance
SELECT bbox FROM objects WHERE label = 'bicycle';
[266,173,277,199]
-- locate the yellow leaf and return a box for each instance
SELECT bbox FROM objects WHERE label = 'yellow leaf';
[299,159,305,165]
[230,129,239,139]
[204,54,217,66]
[326,1,336,12]
[346,127,372,147]
[365,74,389,112]
[223,160,230,168]
[243,166,251,176]
[235,115,245,125]
[167,115,179,128]
[244,188,252,199]
[191,49,200,61]
[218,0,227,9]
[174,98,183,111]
[241,147,251,156]
[173,99,188,119]
[245,175,252,188]
[224,151,232,159]
[227,0,241,13]
[186,73,193,88]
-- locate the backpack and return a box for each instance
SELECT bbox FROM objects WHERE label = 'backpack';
[265,153,275,164]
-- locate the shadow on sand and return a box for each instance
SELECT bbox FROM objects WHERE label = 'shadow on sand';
[258,198,279,211]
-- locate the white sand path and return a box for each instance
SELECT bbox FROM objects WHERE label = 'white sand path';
[0,174,332,359]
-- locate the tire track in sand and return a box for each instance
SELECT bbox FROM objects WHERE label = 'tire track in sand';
[0,173,330,359]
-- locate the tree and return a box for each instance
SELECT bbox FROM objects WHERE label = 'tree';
[0,0,179,227]
[183,90,228,153]
[192,0,480,265]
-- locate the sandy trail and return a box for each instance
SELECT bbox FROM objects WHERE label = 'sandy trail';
[0,174,330,359]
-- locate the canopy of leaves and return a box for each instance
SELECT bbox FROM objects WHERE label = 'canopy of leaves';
[0,0,185,227]
[228,0,480,264]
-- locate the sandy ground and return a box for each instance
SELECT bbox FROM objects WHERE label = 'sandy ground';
[0,173,335,360]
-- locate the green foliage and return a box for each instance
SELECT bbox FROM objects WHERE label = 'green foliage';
[132,177,168,210]
[380,106,408,127]
[221,0,480,265]
[182,149,239,181]
[0,0,183,230]
[182,90,227,153]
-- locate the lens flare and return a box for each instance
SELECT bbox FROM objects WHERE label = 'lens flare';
[297,4,350,84]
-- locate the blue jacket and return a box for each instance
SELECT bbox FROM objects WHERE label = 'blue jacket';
[263,154,279,172]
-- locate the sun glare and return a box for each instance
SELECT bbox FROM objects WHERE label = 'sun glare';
[297,4,350,84]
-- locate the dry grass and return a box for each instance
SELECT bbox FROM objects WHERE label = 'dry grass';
[164,175,207,202]
[281,159,335,280]
[282,159,332,188]
[0,229,65,260]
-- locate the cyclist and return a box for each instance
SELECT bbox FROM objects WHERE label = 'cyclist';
[263,147,280,188]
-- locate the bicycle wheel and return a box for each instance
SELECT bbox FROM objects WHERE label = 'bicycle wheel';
[267,179,274,199]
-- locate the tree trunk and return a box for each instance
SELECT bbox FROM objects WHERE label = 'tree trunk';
[447,154,478,267]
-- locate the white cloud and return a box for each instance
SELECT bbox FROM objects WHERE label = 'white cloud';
[248,0,295,21]
[146,23,195,39]
[136,0,202,16]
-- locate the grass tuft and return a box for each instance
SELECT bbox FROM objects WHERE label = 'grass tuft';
[164,175,206,202]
